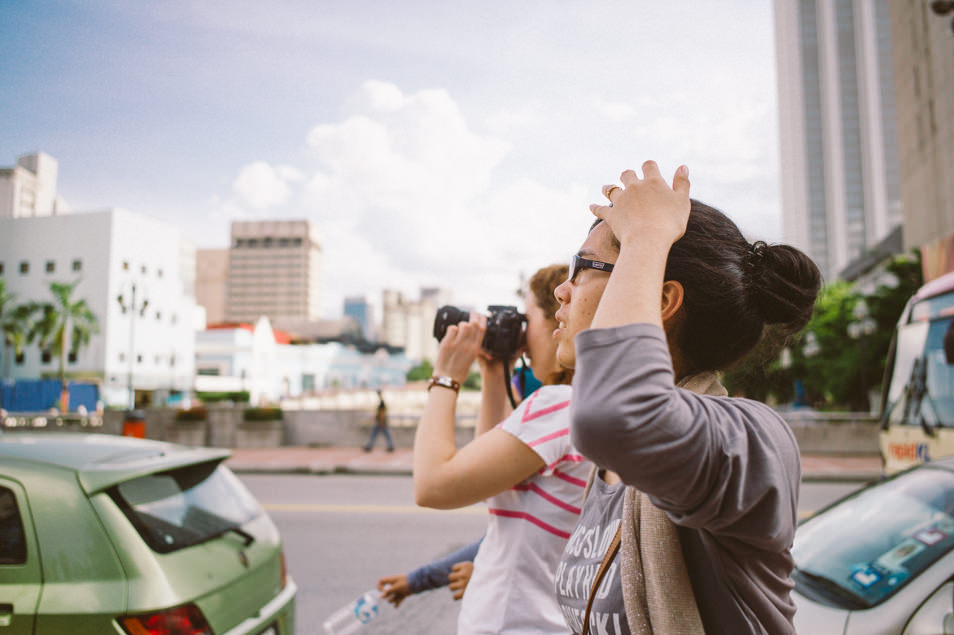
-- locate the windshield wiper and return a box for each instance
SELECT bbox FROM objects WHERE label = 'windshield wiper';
[793,568,867,610]
[218,526,255,547]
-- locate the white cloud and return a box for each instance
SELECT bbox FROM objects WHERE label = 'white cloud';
[231,161,300,210]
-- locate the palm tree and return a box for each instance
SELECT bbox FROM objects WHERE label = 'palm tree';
[33,280,99,411]
[0,280,35,382]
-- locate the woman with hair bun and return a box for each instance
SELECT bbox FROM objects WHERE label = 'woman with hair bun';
[551,162,820,635]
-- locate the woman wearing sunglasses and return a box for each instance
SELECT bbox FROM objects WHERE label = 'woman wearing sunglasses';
[413,264,591,634]
[552,162,820,634]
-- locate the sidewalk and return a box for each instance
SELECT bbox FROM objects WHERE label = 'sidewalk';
[227,446,884,482]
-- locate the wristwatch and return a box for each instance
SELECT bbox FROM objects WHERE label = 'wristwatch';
[427,375,461,393]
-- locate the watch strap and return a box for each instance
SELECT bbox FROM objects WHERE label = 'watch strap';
[427,375,461,393]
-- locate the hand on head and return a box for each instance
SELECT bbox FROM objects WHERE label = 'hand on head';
[590,161,691,248]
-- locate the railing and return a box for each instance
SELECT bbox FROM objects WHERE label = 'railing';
[1,413,105,430]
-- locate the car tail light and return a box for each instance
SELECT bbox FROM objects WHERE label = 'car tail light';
[119,603,212,635]
[280,550,288,589]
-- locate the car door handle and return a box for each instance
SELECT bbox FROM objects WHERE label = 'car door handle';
[0,603,12,627]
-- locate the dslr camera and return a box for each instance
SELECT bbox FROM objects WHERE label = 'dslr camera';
[433,305,527,360]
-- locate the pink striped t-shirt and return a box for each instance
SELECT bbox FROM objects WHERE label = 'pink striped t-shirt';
[457,384,592,635]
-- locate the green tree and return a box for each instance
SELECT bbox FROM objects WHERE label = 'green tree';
[723,252,923,411]
[32,280,99,410]
[406,359,434,381]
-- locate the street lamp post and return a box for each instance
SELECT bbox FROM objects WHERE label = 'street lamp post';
[848,300,877,412]
[117,282,149,410]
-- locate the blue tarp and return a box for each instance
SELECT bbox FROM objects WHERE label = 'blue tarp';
[0,379,98,412]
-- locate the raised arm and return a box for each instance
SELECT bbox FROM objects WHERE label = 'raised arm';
[413,313,544,509]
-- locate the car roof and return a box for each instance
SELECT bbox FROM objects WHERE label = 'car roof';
[0,432,232,494]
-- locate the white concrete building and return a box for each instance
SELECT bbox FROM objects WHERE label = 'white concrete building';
[0,152,69,218]
[0,209,197,407]
[195,317,412,405]
[380,287,452,363]
[226,219,322,323]
[774,0,902,279]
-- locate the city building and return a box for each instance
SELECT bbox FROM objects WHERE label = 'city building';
[225,219,322,323]
[888,1,954,281]
[774,0,902,279]
[380,287,452,363]
[0,152,69,218]
[195,248,228,324]
[344,296,375,341]
[0,209,197,407]
[194,317,412,404]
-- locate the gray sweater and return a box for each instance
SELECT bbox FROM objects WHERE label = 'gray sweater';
[571,324,799,634]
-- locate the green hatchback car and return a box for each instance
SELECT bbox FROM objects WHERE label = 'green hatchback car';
[0,432,296,634]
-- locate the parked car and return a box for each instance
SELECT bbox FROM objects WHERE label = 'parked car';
[0,432,296,634]
[793,457,954,634]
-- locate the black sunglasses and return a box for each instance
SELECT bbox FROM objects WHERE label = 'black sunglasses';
[568,254,614,282]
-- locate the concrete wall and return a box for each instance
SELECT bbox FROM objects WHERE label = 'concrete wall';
[37,407,884,455]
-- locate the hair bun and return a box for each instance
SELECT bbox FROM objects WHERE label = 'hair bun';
[746,243,821,332]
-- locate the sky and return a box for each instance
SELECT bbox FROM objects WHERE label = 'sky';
[0,0,782,319]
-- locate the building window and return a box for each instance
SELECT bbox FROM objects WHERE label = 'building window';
[15,352,24,365]
[154,355,162,365]
[140,264,147,274]
[68,351,77,364]
[41,350,51,364]
[0,262,4,275]
[123,260,129,271]
[247,238,259,248]
[263,237,273,248]
[19,261,29,274]
[292,238,303,247]
[136,354,143,364]
[45,260,55,273]
[170,354,176,367]
[72,259,82,272]
[278,238,289,247]
[157,268,163,278]
[171,314,177,325]
[156,311,162,321]
[119,353,125,363]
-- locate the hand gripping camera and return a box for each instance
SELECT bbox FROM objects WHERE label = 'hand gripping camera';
[433,305,527,360]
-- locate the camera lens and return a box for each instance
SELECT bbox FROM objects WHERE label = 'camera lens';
[433,305,470,341]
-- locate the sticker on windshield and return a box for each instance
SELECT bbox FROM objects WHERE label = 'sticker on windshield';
[850,565,883,589]
[914,527,948,546]
[876,539,925,572]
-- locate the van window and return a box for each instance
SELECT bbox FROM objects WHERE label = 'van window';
[0,486,27,565]
[110,462,261,554]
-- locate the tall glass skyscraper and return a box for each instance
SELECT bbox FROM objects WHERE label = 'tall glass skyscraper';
[774,0,901,279]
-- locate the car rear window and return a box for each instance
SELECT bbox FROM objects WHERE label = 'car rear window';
[109,461,262,554]
[0,486,27,565]
[793,467,954,609]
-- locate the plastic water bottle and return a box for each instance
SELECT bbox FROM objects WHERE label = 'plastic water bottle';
[322,589,384,634]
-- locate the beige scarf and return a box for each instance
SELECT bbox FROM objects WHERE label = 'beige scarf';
[584,371,726,635]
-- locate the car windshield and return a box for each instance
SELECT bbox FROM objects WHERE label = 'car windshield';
[886,317,954,427]
[110,461,262,554]
[793,467,954,609]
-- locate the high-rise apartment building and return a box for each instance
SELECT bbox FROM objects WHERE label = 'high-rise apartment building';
[380,287,451,363]
[0,152,69,218]
[225,220,322,323]
[888,1,954,281]
[195,248,228,325]
[774,0,902,279]
[344,296,375,341]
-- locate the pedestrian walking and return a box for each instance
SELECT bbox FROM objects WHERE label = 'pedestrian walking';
[364,389,394,452]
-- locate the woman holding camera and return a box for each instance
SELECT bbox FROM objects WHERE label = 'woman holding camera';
[414,264,591,634]
[551,162,820,634]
